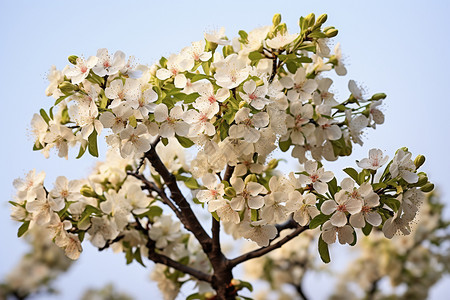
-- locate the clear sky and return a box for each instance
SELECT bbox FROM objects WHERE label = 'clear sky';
[0,0,449,299]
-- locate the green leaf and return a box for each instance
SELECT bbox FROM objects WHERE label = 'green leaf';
[362,223,373,236]
[237,280,253,292]
[33,142,44,151]
[17,221,30,237]
[251,209,258,221]
[161,137,169,146]
[176,135,194,148]
[100,93,108,109]
[279,139,291,152]
[184,177,200,189]
[327,177,338,197]
[382,197,401,212]
[308,30,327,38]
[211,211,220,222]
[286,60,298,74]
[88,130,98,157]
[349,229,357,246]
[173,92,199,104]
[318,235,331,263]
[39,109,50,124]
[309,213,330,229]
[54,94,70,106]
[218,121,229,141]
[343,168,359,183]
[136,206,163,219]
[248,51,264,61]
[125,247,133,264]
[372,182,387,190]
[134,248,146,267]
[77,205,101,229]
[76,143,87,159]
[186,293,201,300]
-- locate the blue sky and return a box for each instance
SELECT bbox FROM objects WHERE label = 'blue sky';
[1,1,449,299]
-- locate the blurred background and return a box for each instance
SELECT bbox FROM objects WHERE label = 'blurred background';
[0,0,449,299]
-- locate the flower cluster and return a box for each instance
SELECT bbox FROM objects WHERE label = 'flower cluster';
[11,13,435,299]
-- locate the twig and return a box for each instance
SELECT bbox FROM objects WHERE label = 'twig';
[229,225,308,267]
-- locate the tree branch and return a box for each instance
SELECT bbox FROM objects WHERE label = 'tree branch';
[229,225,308,267]
[143,139,212,254]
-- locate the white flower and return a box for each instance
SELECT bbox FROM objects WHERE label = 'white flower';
[357,148,389,170]
[230,177,266,211]
[88,216,119,248]
[119,124,151,158]
[346,111,369,146]
[382,208,412,239]
[99,103,133,134]
[369,100,385,126]
[181,40,212,65]
[45,65,65,98]
[229,107,269,143]
[208,199,240,224]
[348,80,367,102]
[389,149,418,184]
[31,113,48,147]
[298,161,334,194]
[92,48,126,77]
[205,27,229,45]
[26,188,64,225]
[13,169,46,202]
[213,54,250,89]
[64,56,98,84]
[43,124,76,158]
[321,220,355,245]
[316,117,342,142]
[321,178,363,227]
[348,183,381,228]
[239,80,270,110]
[154,104,189,138]
[266,32,297,49]
[280,68,318,102]
[193,82,229,115]
[50,176,82,203]
[286,192,319,226]
[105,78,141,108]
[183,109,215,137]
[283,102,315,145]
[197,173,225,204]
[101,189,132,231]
[333,43,347,76]
[149,215,182,249]
[156,54,190,88]
[240,220,277,247]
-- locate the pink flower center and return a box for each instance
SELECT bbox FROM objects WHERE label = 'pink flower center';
[199,114,208,123]
[61,190,69,198]
[249,93,257,101]
[336,204,347,212]
[103,61,111,68]
[361,205,371,214]
[208,95,216,104]
[80,66,88,73]
[310,174,319,182]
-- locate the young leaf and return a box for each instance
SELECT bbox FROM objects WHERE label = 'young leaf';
[343,167,359,183]
[88,130,99,157]
[17,221,30,237]
[309,213,330,229]
[318,235,331,263]
[176,135,194,148]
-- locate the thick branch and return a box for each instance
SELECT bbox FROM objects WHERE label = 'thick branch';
[229,225,308,267]
[143,138,212,253]
[129,172,183,220]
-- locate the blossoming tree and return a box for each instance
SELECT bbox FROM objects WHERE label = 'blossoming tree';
[11,13,435,299]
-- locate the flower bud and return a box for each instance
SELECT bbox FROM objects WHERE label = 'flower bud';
[206,40,218,52]
[316,14,328,26]
[80,185,97,198]
[304,13,315,28]
[225,187,236,198]
[371,93,387,100]
[239,101,246,109]
[204,292,215,299]
[325,28,338,38]
[244,174,258,184]
[272,14,282,26]
[58,81,78,94]
[420,183,434,193]
[415,173,428,187]
[231,279,241,286]
[222,45,234,57]
[68,55,78,65]
[414,155,426,169]
[267,159,279,170]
